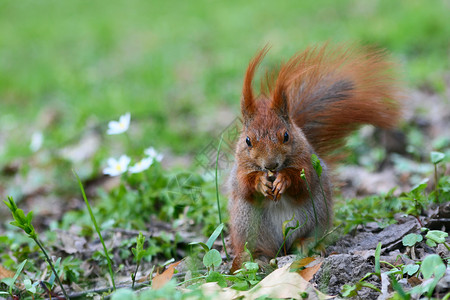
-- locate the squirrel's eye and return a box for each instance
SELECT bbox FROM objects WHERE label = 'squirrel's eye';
[283,131,289,143]
[246,137,252,147]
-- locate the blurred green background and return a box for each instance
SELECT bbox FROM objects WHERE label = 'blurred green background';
[1,0,449,162]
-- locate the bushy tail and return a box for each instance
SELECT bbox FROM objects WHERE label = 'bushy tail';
[270,44,402,161]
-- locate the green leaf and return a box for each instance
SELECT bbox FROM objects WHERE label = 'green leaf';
[411,179,428,194]
[11,260,27,286]
[16,209,26,222]
[286,221,301,235]
[9,221,21,228]
[425,230,448,244]
[243,242,253,262]
[26,210,34,223]
[402,233,423,246]
[374,242,382,275]
[206,223,224,250]
[402,264,419,276]
[426,239,437,247]
[1,278,14,287]
[421,254,446,280]
[311,154,322,177]
[232,281,249,291]
[388,274,409,299]
[409,283,428,296]
[249,280,259,285]
[282,213,295,238]
[203,249,222,268]
[2,259,27,295]
[359,281,381,293]
[189,242,210,252]
[24,279,36,294]
[430,151,445,164]
[385,267,401,276]
[4,197,37,239]
[3,197,17,211]
[132,232,146,262]
[244,262,259,272]
[206,271,227,288]
[341,284,358,297]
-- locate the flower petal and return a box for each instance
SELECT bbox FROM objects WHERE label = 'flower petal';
[118,155,131,167]
[120,113,131,127]
[107,113,131,135]
[129,157,153,174]
[144,147,157,158]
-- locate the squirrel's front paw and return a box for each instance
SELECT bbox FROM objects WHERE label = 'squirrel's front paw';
[255,173,274,199]
[272,172,291,201]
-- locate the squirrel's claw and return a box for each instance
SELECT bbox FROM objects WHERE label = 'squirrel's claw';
[256,173,274,199]
[272,173,290,201]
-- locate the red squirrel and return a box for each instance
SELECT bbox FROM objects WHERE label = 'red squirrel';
[227,44,401,267]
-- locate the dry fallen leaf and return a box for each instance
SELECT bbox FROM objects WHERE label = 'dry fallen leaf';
[291,257,324,282]
[57,231,87,254]
[199,282,239,299]
[200,264,333,300]
[0,265,14,280]
[291,257,316,269]
[152,261,181,290]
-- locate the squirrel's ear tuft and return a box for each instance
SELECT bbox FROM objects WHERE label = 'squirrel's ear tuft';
[271,57,291,121]
[241,46,269,124]
[271,88,289,121]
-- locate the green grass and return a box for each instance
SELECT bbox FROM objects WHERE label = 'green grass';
[1,0,449,162]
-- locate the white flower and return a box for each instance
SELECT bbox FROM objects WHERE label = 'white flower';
[103,155,131,176]
[107,112,130,135]
[30,131,43,152]
[129,157,154,174]
[144,147,163,162]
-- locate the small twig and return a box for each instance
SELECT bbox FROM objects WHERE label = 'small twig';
[131,261,140,289]
[39,281,65,300]
[414,214,423,227]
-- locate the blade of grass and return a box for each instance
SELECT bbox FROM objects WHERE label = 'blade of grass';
[275,209,308,258]
[215,134,229,259]
[73,170,116,291]
[5,259,27,296]
[206,223,225,250]
[375,242,382,276]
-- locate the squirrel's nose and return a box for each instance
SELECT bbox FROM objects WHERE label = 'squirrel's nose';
[264,162,279,171]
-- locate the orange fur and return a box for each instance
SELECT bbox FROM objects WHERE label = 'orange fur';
[273,44,400,161]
